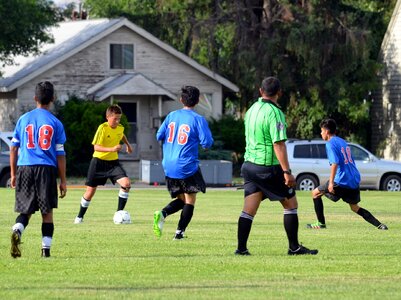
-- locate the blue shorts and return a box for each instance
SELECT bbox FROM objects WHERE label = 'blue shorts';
[241,162,296,201]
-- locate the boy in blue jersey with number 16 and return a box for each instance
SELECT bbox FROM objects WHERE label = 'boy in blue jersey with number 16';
[153,86,214,240]
[307,118,388,230]
[10,81,67,258]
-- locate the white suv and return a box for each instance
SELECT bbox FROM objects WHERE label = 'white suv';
[286,139,401,191]
[0,131,13,187]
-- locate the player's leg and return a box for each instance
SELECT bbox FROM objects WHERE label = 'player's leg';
[116,177,131,211]
[350,203,388,229]
[174,193,196,240]
[11,214,31,258]
[307,186,327,229]
[75,186,96,223]
[236,192,262,255]
[283,196,318,255]
[41,211,54,257]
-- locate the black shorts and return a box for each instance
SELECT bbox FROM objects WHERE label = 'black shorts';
[15,165,58,214]
[318,181,360,204]
[241,162,296,201]
[85,157,128,187]
[166,169,206,198]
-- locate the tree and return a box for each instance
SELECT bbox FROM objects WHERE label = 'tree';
[83,0,396,147]
[0,0,61,70]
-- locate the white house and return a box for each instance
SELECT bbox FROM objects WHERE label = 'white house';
[0,18,239,169]
[372,0,401,160]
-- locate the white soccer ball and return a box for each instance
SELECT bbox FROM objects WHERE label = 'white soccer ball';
[113,210,132,224]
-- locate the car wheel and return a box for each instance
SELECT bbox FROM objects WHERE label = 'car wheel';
[296,174,318,191]
[0,171,11,187]
[381,175,401,191]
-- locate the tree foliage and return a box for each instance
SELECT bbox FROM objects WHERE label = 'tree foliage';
[84,0,395,148]
[0,0,61,69]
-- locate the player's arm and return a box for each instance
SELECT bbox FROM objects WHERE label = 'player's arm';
[94,144,122,152]
[57,155,67,198]
[10,145,19,188]
[121,134,133,154]
[328,163,338,193]
[274,140,296,188]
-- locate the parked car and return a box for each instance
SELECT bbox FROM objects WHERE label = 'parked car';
[0,131,13,187]
[286,139,401,191]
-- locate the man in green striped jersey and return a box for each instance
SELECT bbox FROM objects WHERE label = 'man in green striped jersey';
[235,77,318,256]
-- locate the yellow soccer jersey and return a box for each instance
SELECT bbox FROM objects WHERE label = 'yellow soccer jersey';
[92,122,124,160]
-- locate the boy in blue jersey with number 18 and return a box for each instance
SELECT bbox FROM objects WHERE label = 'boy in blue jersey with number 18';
[153,86,213,240]
[307,118,388,230]
[10,81,67,258]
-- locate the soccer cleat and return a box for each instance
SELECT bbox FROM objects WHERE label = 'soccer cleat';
[10,230,21,258]
[288,245,318,256]
[306,221,326,229]
[41,248,51,258]
[173,230,185,240]
[377,223,388,230]
[234,249,251,256]
[74,216,83,224]
[153,211,165,237]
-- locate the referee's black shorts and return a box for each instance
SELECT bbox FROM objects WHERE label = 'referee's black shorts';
[241,162,296,201]
[85,157,128,187]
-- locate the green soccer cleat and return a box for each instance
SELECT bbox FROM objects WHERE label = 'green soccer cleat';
[153,211,165,237]
[11,230,21,258]
[306,221,326,229]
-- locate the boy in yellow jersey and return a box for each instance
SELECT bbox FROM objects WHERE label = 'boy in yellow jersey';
[74,104,133,224]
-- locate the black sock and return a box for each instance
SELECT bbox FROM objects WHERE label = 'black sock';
[77,197,90,218]
[237,212,253,251]
[313,197,326,224]
[42,223,54,237]
[284,211,299,251]
[16,214,29,228]
[177,204,194,232]
[162,199,185,217]
[357,207,381,227]
[118,197,128,211]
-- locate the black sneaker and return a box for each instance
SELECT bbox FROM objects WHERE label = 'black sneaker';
[288,245,318,256]
[377,224,388,230]
[41,248,51,258]
[10,230,21,258]
[173,231,185,240]
[234,249,251,256]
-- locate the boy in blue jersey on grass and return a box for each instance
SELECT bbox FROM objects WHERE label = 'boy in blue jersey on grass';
[307,118,388,230]
[153,86,214,240]
[10,81,67,258]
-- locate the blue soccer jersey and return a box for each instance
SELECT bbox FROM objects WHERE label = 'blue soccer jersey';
[11,108,66,167]
[326,136,361,189]
[156,109,213,179]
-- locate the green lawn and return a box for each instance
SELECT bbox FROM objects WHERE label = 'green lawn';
[0,187,400,299]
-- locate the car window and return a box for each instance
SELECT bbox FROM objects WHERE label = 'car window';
[349,145,369,161]
[293,145,312,158]
[0,139,9,153]
[317,144,327,158]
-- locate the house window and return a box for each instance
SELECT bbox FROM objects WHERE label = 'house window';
[110,44,134,69]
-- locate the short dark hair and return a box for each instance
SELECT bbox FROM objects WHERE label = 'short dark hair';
[181,86,200,107]
[106,104,122,116]
[261,77,281,97]
[35,81,54,105]
[320,118,337,134]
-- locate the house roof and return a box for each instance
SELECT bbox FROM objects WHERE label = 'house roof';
[380,0,401,55]
[87,72,177,101]
[0,18,239,93]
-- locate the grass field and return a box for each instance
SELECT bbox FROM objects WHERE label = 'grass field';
[0,187,400,299]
